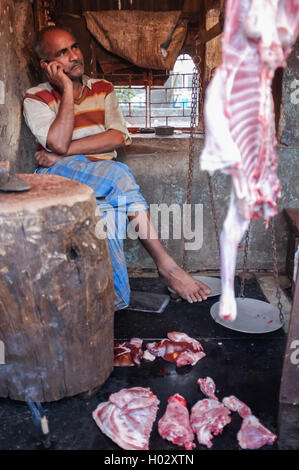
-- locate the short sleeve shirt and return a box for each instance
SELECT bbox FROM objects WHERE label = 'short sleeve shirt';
[23,75,131,161]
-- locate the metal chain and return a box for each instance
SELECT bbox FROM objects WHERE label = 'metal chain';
[182,41,202,271]
[207,174,221,258]
[239,224,251,298]
[270,218,284,324]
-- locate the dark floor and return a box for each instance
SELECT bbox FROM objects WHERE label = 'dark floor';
[0,276,286,451]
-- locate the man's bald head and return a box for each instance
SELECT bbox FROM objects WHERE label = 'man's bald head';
[34,26,84,82]
[34,26,74,60]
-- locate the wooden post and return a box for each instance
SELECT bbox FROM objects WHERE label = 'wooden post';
[278,266,299,449]
[284,208,299,293]
[0,174,115,402]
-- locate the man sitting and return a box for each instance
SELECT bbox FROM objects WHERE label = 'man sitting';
[23,26,210,310]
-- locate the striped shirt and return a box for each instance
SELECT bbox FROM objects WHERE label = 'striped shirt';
[23,75,131,161]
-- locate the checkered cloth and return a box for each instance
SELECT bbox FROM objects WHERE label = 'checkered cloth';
[36,155,149,310]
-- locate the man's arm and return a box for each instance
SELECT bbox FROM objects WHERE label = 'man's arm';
[65,129,125,156]
[35,129,125,168]
[44,62,75,155]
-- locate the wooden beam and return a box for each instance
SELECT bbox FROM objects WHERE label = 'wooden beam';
[34,0,55,31]
[183,0,205,14]
[195,21,222,43]
[205,0,222,10]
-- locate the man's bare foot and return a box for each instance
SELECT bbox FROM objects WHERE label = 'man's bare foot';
[157,261,211,303]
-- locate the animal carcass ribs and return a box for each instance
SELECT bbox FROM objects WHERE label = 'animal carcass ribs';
[92,387,159,450]
[158,394,196,450]
[200,0,299,321]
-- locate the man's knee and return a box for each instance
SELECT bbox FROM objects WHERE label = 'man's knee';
[111,160,134,178]
[107,160,137,187]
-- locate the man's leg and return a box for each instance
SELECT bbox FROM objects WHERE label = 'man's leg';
[36,155,210,305]
[128,210,211,303]
[98,205,130,311]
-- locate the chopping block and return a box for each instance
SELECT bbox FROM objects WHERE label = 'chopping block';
[0,174,115,402]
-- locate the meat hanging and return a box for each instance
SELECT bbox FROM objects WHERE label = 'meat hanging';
[200,0,299,321]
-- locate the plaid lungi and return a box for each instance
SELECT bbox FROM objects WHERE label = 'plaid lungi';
[36,155,149,310]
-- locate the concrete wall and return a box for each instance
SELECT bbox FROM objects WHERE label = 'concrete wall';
[279,38,299,148]
[119,136,298,273]
[0,0,36,173]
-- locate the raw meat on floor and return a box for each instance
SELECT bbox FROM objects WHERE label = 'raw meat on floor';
[92,387,159,450]
[145,331,206,367]
[190,399,231,448]
[197,377,218,400]
[196,375,277,450]
[237,415,277,449]
[222,395,277,448]
[114,338,143,366]
[222,395,252,418]
[158,394,196,450]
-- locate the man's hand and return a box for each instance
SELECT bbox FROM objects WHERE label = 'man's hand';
[43,61,73,92]
[35,149,63,168]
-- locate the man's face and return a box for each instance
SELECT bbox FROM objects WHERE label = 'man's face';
[41,29,84,80]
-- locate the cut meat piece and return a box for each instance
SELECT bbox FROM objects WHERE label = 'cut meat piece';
[197,377,217,400]
[175,350,206,367]
[237,415,277,449]
[167,332,203,351]
[146,331,205,367]
[222,395,252,418]
[114,338,143,366]
[200,0,299,321]
[190,399,231,448]
[222,395,277,449]
[92,387,159,450]
[142,349,156,362]
[158,394,196,450]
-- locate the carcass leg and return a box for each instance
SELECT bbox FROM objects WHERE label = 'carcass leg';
[219,189,250,321]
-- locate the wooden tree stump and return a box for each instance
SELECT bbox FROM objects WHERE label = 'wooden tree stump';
[0,174,115,402]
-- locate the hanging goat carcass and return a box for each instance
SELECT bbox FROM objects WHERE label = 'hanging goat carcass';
[200,0,299,321]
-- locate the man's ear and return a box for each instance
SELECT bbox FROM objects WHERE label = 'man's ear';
[40,59,49,70]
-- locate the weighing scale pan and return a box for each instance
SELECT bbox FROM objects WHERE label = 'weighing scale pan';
[168,275,222,298]
[210,297,284,333]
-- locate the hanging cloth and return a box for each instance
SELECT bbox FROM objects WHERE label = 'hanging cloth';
[83,10,187,71]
